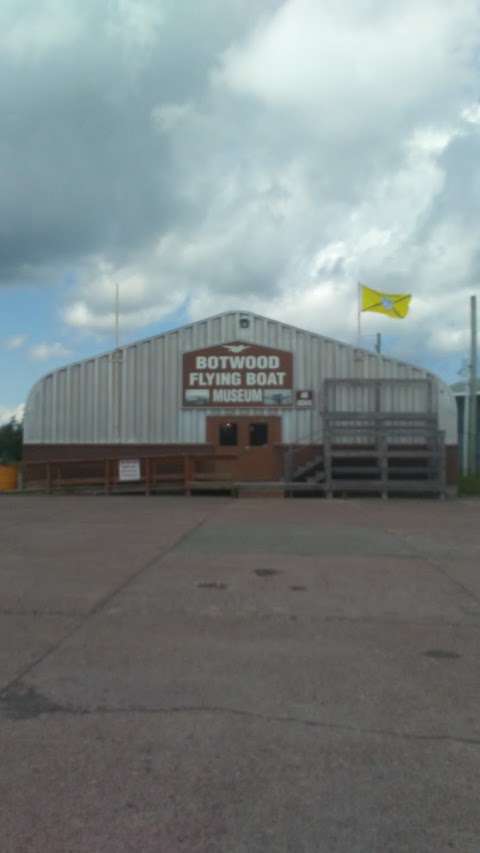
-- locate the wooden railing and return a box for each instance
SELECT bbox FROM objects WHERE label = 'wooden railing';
[22,453,239,496]
[21,434,447,499]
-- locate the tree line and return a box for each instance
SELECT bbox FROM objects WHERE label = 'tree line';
[0,418,23,463]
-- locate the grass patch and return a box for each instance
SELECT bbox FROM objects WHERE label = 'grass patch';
[459,475,480,496]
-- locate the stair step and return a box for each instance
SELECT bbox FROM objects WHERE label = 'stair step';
[292,454,324,481]
[306,473,325,483]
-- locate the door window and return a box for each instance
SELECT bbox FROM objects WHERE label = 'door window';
[219,422,238,446]
[249,423,268,446]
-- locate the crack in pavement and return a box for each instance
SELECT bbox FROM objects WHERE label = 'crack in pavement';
[0,610,82,617]
[319,615,480,628]
[0,505,225,699]
[347,501,480,610]
[1,607,480,628]
[2,691,479,748]
[385,530,480,609]
[3,500,479,751]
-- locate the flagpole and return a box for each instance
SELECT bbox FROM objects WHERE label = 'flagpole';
[113,281,121,444]
[115,282,120,349]
[468,293,478,476]
[357,283,362,346]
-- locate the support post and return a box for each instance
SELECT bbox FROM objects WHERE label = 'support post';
[285,445,294,497]
[284,446,294,483]
[145,457,150,496]
[438,430,446,500]
[324,420,333,499]
[468,294,478,476]
[184,456,192,495]
[379,434,388,500]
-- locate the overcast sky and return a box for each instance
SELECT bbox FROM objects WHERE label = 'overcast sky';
[1,0,480,421]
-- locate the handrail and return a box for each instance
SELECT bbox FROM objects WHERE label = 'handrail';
[22,451,245,495]
[282,409,438,449]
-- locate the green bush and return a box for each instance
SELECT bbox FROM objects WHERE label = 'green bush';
[0,418,23,464]
[459,475,480,495]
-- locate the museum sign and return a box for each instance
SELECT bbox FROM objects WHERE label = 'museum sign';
[183,342,293,407]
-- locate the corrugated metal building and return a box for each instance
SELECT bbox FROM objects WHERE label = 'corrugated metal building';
[23,311,458,490]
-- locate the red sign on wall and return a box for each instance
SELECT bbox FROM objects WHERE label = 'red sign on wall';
[183,342,293,407]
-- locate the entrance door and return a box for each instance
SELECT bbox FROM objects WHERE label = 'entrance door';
[207,416,282,481]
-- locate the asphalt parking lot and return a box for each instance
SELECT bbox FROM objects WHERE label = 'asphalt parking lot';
[1,494,480,852]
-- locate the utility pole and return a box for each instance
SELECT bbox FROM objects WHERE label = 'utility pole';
[375,333,382,355]
[468,294,478,476]
[112,282,121,443]
[115,282,120,349]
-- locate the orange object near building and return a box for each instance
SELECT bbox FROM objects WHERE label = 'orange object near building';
[0,464,17,491]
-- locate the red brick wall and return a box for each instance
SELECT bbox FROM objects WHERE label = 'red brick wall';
[23,443,211,462]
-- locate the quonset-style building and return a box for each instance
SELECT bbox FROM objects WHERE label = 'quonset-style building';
[23,311,458,493]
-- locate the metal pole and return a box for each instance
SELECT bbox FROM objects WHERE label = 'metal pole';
[468,294,478,475]
[375,333,382,355]
[357,283,362,346]
[463,394,469,476]
[112,281,121,444]
[115,282,120,349]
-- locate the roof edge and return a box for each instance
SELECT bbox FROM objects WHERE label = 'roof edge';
[25,309,439,395]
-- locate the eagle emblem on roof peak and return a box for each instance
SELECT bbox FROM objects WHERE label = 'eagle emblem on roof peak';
[222,344,249,353]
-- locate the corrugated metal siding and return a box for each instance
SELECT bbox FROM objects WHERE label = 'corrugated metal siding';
[24,311,457,444]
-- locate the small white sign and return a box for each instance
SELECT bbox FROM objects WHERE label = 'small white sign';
[296,390,313,407]
[118,459,141,482]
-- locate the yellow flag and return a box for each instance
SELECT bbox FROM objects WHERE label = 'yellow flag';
[360,285,411,319]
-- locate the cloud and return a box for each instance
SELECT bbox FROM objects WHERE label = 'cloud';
[1,0,480,377]
[218,0,477,129]
[0,403,25,424]
[462,103,480,125]
[0,0,269,284]
[62,255,187,332]
[0,0,81,60]
[29,342,72,361]
[151,102,193,133]
[3,334,28,350]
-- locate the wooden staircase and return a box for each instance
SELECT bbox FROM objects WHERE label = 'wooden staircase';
[283,378,447,498]
[292,453,325,484]
[322,413,445,498]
